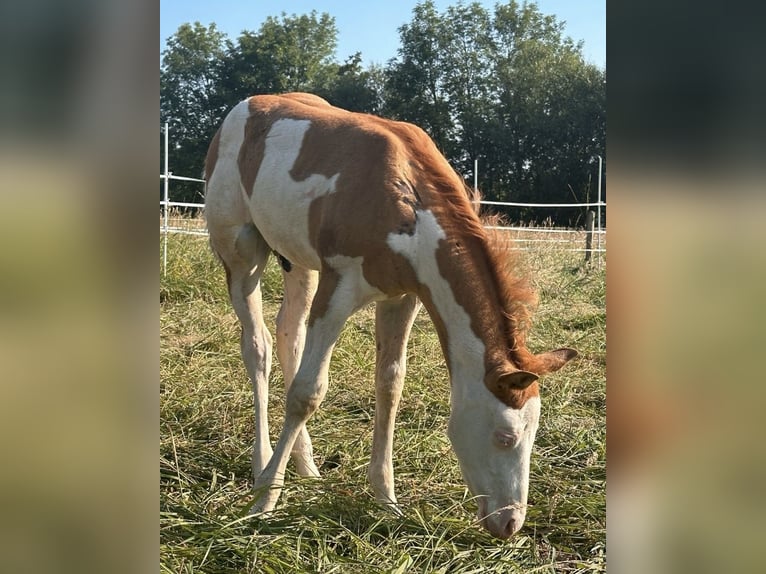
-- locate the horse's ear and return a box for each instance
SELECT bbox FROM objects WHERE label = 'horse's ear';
[486,368,539,405]
[496,370,539,391]
[535,348,578,374]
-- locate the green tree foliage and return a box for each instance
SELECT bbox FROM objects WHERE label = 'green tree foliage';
[487,1,606,222]
[160,22,228,203]
[382,1,452,150]
[316,53,385,113]
[159,2,605,224]
[219,11,339,100]
[385,1,605,224]
[440,2,495,173]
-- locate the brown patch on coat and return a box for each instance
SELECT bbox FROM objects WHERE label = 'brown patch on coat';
[295,114,434,302]
[280,92,332,107]
[306,263,340,327]
[288,105,426,302]
[238,99,274,197]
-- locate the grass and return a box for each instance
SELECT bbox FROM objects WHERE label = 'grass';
[160,229,606,573]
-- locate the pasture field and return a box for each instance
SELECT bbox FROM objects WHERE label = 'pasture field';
[160,230,606,573]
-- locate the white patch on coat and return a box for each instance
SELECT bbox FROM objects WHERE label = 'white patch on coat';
[248,118,341,270]
[291,254,385,408]
[205,99,253,228]
[386,209,485,378]
[324,254,386,309]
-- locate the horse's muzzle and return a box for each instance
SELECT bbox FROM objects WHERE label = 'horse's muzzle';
[477,500,525,539]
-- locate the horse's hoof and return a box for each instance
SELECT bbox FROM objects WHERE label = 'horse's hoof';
[248,505,268,517]
[376,500,403,516]
[248,498,277,516]
[249,485,280,516]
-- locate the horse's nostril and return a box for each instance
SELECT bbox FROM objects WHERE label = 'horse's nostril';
[482,506,524,539]
[503,517,516,538]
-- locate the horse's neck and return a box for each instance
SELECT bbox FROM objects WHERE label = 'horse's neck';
[387,209,505,382]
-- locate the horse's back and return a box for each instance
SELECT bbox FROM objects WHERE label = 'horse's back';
[205,94,459,297]
[206,95,407,271]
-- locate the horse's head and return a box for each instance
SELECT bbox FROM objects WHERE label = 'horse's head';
[447,348,577,539]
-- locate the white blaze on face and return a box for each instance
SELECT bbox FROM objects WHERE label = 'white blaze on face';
[449,388,541,538]
[388,209,540,538]
[248,118,340,270]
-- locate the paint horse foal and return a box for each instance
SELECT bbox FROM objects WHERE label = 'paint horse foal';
[204,93,576,539]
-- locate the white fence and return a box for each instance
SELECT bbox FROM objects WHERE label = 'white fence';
[160,124,605,274]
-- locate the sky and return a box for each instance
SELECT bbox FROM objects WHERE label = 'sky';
[160,0,605,69]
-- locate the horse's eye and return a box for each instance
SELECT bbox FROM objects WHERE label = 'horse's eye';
[493,430,518,448]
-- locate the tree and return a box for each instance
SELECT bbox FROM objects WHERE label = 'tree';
[383,0,452,150]
[219,11,338,99]
[383,1,605,225]
[439,2,496,176]
[489,1,605,222]
[160,22,228,203]
[317,53,384,113]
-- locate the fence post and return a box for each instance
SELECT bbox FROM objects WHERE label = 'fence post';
[584,210,595,264]
[596,155,603,266]
[163,122,169,277]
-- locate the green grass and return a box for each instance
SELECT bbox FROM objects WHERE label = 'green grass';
[161,231,606,573]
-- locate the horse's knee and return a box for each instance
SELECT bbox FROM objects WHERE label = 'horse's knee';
[241,327,272,364]
[377,360,405,397]
[286,376,326,418]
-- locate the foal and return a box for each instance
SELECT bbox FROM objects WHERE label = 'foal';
[204,93,576,539]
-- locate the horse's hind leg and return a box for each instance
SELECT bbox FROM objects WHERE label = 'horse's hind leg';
[368,294,420,509]
[210,223,274,478]
[275,264,321,477]
[253,261,373,514]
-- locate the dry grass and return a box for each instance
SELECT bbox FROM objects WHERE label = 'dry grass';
[160,230,605,573]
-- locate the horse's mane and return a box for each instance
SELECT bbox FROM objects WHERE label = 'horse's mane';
[463,186,539,351]
[398,121,538,355]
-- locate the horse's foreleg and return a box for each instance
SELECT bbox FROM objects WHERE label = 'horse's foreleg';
[276,265,321,477]
[368,294,420,511]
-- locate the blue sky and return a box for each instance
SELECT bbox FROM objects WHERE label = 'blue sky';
[161,1,605,69]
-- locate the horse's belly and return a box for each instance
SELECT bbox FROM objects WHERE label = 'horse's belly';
[248,182,321,270]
